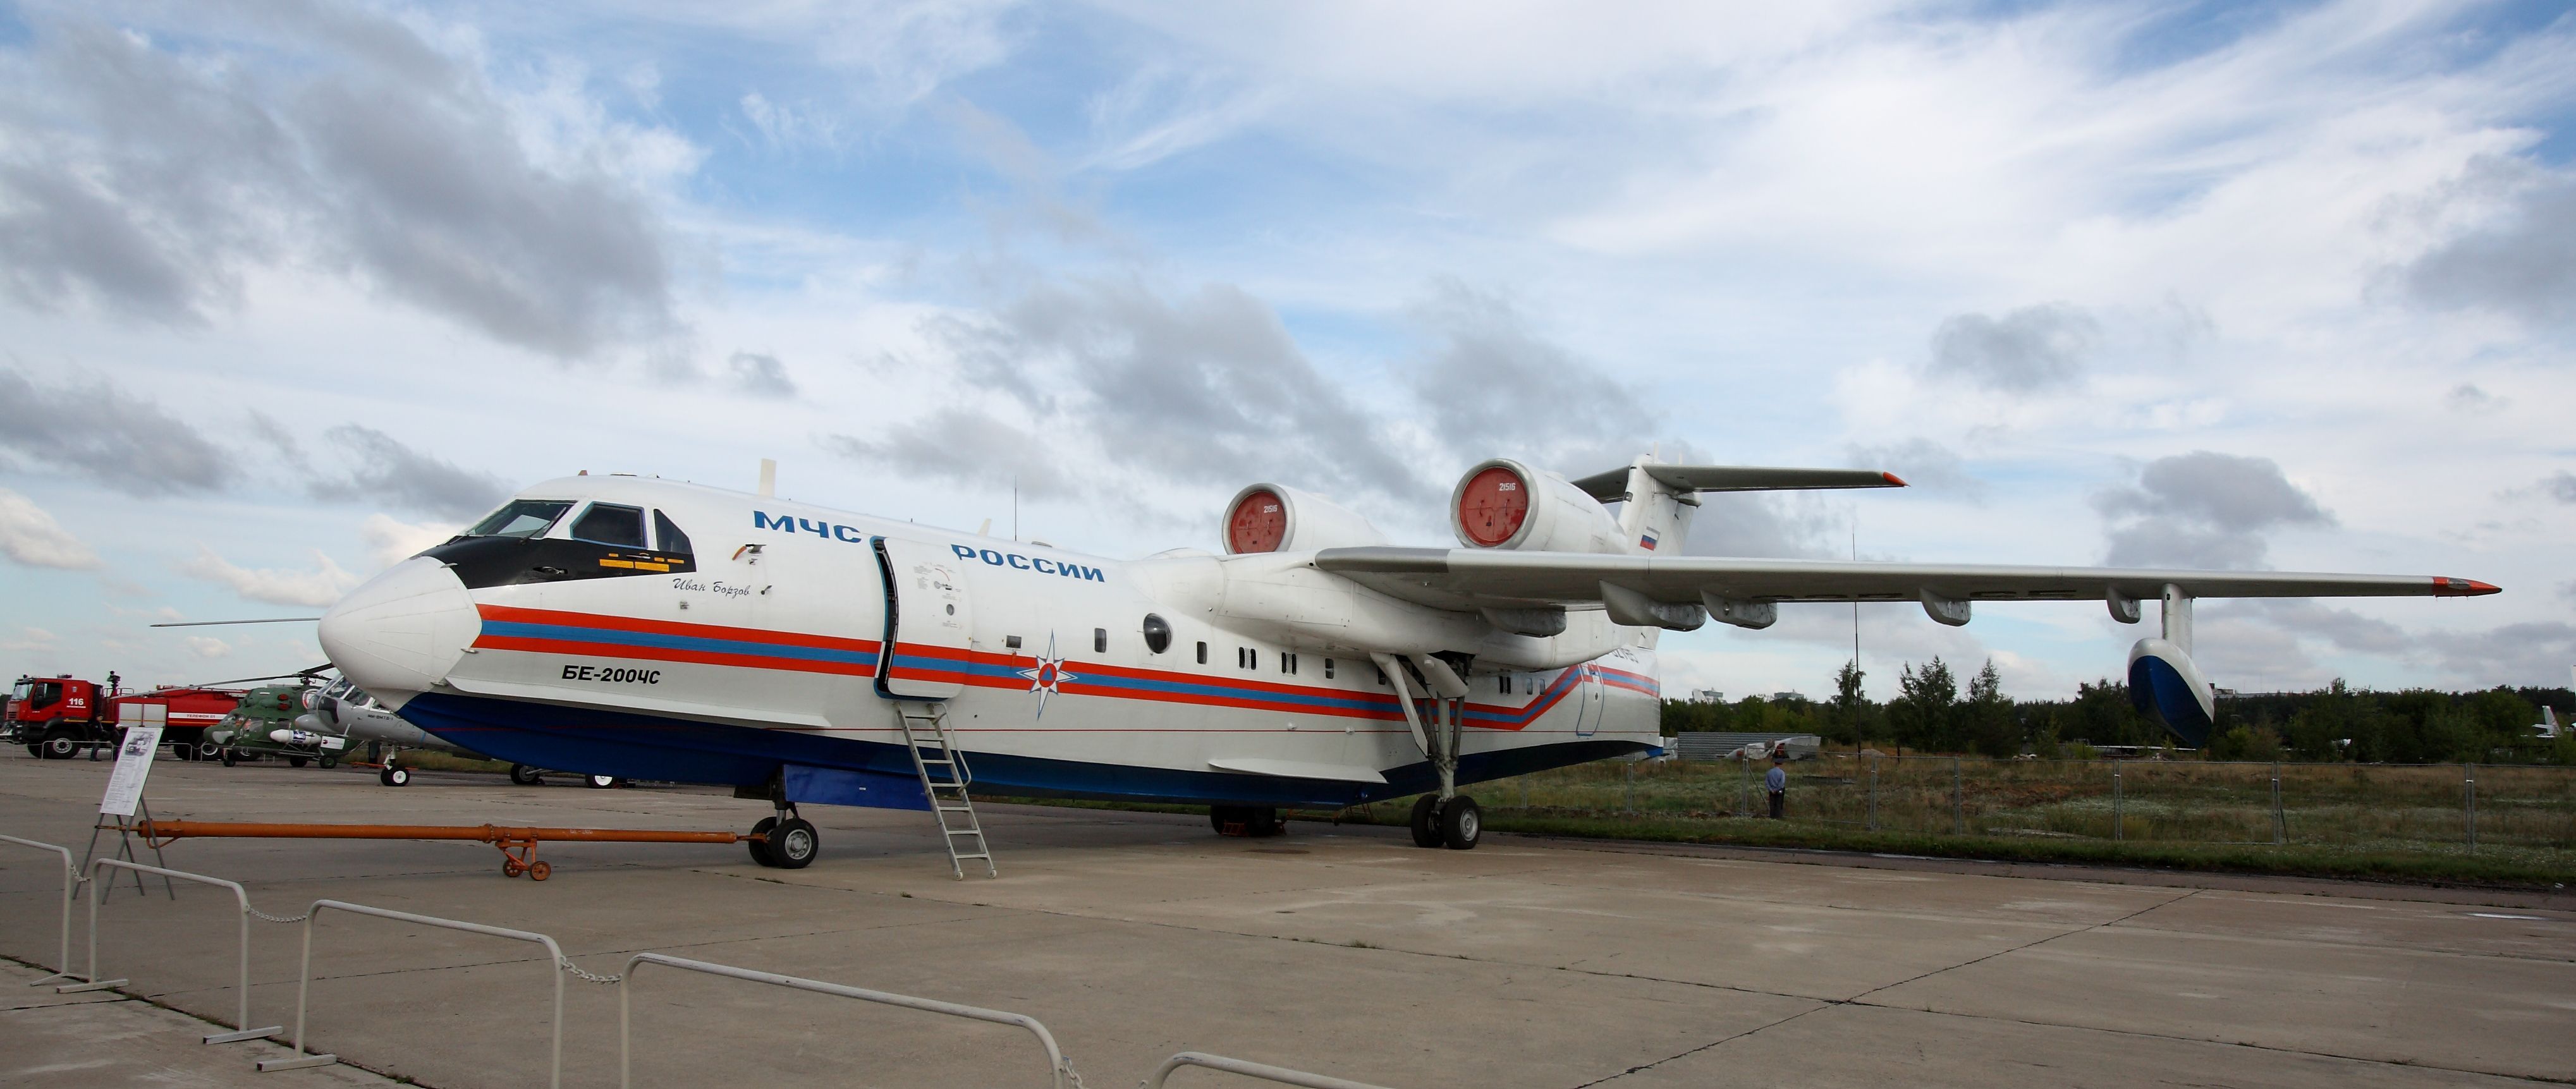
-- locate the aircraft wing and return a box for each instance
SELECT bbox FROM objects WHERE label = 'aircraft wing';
[1312,546,2497,616]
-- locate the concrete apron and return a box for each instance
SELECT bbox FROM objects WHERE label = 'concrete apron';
[0,757,2569,1088]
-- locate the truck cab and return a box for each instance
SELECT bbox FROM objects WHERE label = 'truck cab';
[8,675,107,759]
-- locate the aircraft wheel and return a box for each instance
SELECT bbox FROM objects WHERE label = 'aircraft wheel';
[286,755,308,769]
[747,817,779,867]
[1209,805,1240,836]
[527,861,551,881]
[197,741,221,760]
[585,774,621,789]
[381,767,410,787]
[1440,796,1482,851]
[319,755,338,769]
[220,748,238,767]
[1247,806,1285,837]
[768,818,818,868]
[509,764,543,786]
[40,733,78,760]
[1408,795,1444,849]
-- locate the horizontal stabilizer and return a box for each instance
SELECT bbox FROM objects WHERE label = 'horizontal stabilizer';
[1569,464,1905,502]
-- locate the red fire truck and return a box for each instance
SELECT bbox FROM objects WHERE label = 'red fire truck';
[6,674,245,760]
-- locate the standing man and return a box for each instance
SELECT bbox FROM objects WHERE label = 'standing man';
[1766,749,1788,819]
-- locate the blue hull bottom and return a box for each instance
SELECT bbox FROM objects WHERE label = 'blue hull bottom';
[400,691,1645,810]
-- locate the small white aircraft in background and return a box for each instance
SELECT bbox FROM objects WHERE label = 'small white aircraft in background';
[297,678,614,789]
[317,453,2496,873]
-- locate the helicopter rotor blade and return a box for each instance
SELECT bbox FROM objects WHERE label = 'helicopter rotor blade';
[150,618,321,628]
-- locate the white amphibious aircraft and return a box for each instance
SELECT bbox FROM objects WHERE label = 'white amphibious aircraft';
[317,456,2496,872]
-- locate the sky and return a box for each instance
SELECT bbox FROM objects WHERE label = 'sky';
[0,0,2570,700]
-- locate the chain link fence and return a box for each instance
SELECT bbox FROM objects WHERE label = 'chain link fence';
[1434,753,2576,858]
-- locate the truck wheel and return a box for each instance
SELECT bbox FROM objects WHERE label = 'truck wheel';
[40,733,78,760]
[286,755,308,769]
[23,745,38,759]
[509,764,544,786]
[318,755,338,769]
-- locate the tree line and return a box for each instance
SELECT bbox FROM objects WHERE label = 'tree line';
[1659,657,2576,765]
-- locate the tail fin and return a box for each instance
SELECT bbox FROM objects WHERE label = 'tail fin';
[1573,458,1907,555]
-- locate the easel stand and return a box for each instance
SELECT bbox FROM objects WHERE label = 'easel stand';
[83,793,177,901]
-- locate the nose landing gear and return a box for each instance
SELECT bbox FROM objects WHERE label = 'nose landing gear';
[747,805,818,869]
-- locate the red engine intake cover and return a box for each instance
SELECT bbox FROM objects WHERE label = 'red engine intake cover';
[1456,465,1530,547]
[1226,488,1288,554]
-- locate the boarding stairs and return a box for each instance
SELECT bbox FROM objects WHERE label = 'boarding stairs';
[895,702,996,879]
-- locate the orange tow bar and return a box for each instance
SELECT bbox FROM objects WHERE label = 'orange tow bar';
[132,820,766,881]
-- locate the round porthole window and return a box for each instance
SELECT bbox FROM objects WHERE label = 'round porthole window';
[1141,614,1172,654]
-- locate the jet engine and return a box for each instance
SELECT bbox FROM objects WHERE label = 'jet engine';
[1221,484,1389,554]
[1450,458,1629,554]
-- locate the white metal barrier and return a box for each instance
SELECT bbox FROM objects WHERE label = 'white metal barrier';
[259,900,568,1086]
[618,952,1080,1089]
[1144,1052,1397,1089]
[0,834,78,984]
[56,858,286,1044]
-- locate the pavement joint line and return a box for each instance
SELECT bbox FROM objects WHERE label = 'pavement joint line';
[2097,919,2576,965]
[1837,887,2206,1006]
[1559,1001,1837,1088]
[1826,997,2576,1086]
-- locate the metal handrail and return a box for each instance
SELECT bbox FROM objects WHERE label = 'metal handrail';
[0,834,78,983]
[619,952,1075,1089]
[1142,1051,1396,1089]
[56,859,284,1043]
[258,901,567,1085]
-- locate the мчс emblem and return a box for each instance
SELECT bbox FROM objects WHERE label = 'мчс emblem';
[1015,632,1078,719]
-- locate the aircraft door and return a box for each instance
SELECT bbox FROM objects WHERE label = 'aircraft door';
[1572,667,1603,737]
[874,537,974,700]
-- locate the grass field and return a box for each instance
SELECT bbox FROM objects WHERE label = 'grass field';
[1312,754,2576,888]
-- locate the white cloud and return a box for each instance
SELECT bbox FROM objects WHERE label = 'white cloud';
[183,635,231,659]
[1,626,59,652]
[0,487,101,568]
[359,514,460,572]
[178,545,358,608]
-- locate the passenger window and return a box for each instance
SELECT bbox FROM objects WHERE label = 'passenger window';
[1142,615,1171,654]
[652,510,694,556]
[468,499,574,539]
[1094,628,1108,654]
[571,503,647,547]
[1006,635,1023,650]
[1196,642,1208,665]
[1498,675,1510,695]
[1324,659,1335,679]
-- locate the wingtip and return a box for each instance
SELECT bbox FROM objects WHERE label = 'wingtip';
[1881,471,1908,487]
[2435,578,2502,597]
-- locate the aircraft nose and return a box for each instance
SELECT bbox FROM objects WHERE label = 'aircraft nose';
[317,556,479,707]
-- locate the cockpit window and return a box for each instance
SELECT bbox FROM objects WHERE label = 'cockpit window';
[652,510,693,556]
[571,503,647,547]
[469,499,575,539]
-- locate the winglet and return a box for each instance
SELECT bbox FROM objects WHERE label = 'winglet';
[1881,471,1908,487]
[2433,578,2501,597]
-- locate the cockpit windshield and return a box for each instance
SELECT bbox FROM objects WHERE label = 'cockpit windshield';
[468,499,575,539]
[9,681,28,703]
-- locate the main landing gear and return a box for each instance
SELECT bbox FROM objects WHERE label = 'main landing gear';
[1209,805,1287,838]
[747,804,819,869]
[1408,794,1482,850]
